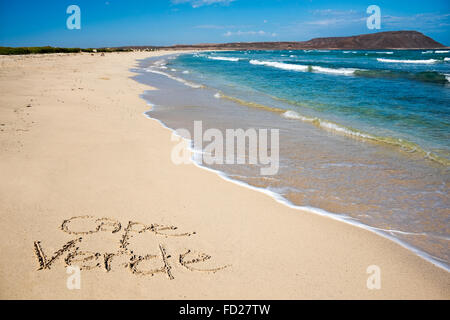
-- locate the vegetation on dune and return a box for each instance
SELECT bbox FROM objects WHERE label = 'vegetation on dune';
[0,46,134,55]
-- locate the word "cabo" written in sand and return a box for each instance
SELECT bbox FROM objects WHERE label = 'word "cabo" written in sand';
[33,215,230,279]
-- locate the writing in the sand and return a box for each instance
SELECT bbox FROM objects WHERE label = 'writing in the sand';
[33,216,229,279]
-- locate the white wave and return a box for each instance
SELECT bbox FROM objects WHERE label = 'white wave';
[282,110,314,121]
[377,58,438,64]
[214,92,222,99]
[371,227,450,242]
[289,55,296,58]
[435,50,450,53]
[153,60,168,69]
[422,51,433,54]
[318,121,372,139]
[250,59,309,71]
[444,57,450,61]
[141,111,450,273]
[145,68,202,88]
[445,74,450,82]
[249,60,357,76]
[207,56,240,62]
[282,110,373,139]
[312,66,357,76]
[182,70,190,74]
[376,51,393,54]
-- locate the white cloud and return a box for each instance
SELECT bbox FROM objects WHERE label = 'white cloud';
[304,9,365,26]
[223,30,277,37]
[306,17,365,26]
[172,0,235,8]
[383,13,450,27]
[305,10,450,32]
[377,13,450,34]
[312,9,357,16]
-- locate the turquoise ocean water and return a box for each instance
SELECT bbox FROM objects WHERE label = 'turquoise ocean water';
[135,49,450,270]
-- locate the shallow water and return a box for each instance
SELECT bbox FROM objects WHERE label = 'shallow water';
[134,50,450,269]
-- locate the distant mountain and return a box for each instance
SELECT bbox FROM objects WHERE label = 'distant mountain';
[298,31,445,49]
[123,31,446,51]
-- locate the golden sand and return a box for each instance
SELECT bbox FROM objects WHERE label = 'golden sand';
[0,51,448,299]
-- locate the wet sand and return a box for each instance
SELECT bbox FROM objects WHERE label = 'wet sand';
[0,51,448,299]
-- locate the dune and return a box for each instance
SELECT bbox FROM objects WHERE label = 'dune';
[0,51,448,299]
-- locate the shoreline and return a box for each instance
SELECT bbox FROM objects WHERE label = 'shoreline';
[136,53,450,272]
[141,52,450,167]
[143,110,450,273]
[0,51,449,299]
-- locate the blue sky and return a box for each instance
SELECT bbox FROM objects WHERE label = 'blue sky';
[0,0,449,47]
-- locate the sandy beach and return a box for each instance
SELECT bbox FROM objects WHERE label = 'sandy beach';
[0,51,448,299]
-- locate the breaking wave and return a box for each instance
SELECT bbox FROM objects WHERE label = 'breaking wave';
[377,58,439,64]
[249,60,357,76]
[145,68,203,88]
[207,56,240,62]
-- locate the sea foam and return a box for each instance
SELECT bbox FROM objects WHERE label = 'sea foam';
[282,111,373,139]
[145,68,202,88]
[249,60,357,75]
[207,56,240,62]
[250,60,309,71]
[282,110,313,121]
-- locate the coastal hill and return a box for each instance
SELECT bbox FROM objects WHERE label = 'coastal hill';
[0,31,445,56]
[125,31,446,51]
[298,31,445,49]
